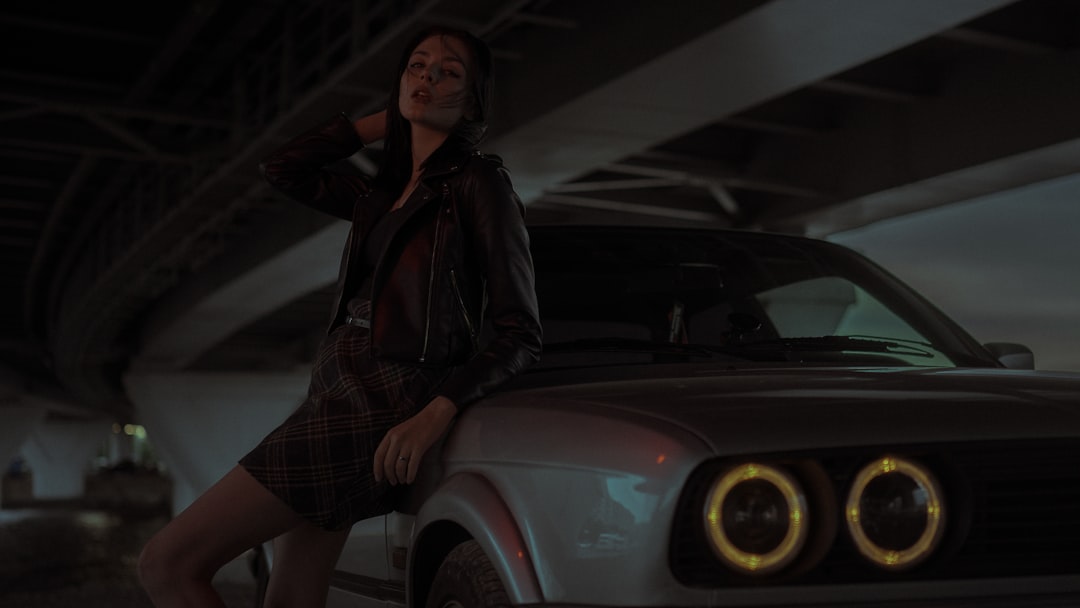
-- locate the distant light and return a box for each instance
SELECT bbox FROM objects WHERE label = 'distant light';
[134,426,147,439]
[123,424,136,436]
[112,423,121,434]
[657,454,666,464]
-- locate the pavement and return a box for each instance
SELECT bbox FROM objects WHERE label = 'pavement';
[0,505,255,608]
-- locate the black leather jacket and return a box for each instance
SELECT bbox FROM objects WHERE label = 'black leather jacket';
[259,114,542,410]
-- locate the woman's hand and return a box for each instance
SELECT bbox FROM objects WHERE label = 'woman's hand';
[374,395,457,485]
[353,110,388,145]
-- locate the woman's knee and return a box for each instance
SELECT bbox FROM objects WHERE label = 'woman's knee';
[138,534,185,592]
[137,535,169,591]
[137,532,211,592]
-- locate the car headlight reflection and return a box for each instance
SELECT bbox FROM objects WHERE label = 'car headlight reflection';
[845,456,945,570]
[704,463,808,575]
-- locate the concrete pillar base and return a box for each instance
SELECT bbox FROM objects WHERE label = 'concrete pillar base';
[21,418,113,500]
[0,404,47,506]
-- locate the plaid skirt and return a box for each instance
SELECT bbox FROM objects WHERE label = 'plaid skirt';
[239,302,449,530]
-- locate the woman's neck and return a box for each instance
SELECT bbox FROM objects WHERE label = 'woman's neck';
[409,123,452,173]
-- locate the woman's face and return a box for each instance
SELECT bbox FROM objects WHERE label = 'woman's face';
[398,35,473,132]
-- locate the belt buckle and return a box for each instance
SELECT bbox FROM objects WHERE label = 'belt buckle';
[345,315,370,329]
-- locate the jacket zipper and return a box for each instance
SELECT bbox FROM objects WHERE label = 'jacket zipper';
[449,267,478,350]
[419,196,448,362]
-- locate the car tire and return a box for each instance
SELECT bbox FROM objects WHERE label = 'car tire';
[425,540,510,608]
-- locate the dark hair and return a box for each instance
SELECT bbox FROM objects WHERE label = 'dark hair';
[377,25,494,195]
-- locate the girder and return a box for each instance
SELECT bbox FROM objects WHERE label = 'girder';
[5,0,1080,418]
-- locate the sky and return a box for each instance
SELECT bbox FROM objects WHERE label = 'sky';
[828,173,1080,373]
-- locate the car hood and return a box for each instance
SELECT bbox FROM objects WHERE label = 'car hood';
[491,364,1080,454]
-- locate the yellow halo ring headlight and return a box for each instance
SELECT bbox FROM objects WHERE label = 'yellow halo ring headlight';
[703,463,808,575]
[845,456,945,570]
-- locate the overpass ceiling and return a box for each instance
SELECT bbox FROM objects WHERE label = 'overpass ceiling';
[2,0,1079,417]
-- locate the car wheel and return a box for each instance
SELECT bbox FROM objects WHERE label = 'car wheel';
[426,540,510,608]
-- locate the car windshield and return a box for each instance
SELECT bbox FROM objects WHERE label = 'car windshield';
[527,226,997,370]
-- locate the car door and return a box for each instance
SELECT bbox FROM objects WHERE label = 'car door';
[327,514,395,607]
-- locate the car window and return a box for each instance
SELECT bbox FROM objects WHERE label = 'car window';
[756,277,955,366]
[529,227,995,369]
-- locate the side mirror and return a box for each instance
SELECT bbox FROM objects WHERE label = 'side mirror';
[983,342,1034,370]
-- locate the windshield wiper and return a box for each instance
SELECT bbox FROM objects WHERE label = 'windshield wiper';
[736,335,936,358]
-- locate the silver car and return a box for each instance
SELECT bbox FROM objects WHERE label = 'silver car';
[254,226,1080,607]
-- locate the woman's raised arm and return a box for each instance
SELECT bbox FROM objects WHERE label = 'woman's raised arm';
[258,111,385,221]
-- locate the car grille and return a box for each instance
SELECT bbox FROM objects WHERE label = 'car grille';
[670,438,1080,586]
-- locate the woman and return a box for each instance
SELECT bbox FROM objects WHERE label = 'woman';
[138,25,542,607]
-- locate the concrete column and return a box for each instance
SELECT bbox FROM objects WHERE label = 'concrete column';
[0,404,47,505]
[124,370,308,515]
[0,405,46,465]
[20,417,113,500]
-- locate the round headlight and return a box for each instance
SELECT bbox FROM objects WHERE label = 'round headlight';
[845,456,945,570]
[704,463,808,575]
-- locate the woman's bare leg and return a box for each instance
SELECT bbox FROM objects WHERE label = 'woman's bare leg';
[263,521,351,608]
[138,465,304,608]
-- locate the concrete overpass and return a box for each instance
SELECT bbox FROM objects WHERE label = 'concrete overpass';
[3,0,1080,511]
